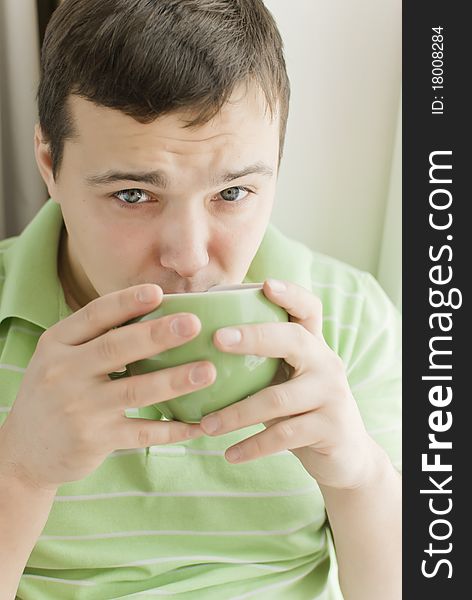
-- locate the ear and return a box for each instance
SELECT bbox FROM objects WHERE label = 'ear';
[34,123,58,201]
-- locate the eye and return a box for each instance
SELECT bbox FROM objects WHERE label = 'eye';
[114,189,151,204]
[219,186,250,202]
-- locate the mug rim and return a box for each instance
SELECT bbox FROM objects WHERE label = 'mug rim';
[162,282,263,299]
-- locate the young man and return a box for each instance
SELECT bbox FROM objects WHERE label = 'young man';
[0,1,401,598]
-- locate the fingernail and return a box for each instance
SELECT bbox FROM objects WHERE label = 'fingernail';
[136,285,159,303]
[216,328,241,346]
[190,364,210,385]
[172,316,198,337]
[267,279,286,293]
[226,446,241,462]
[201,414,220,434]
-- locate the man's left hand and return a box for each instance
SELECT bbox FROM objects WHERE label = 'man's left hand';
[199,278,383,490]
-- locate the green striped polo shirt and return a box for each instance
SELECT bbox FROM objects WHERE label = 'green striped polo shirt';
[1,200,401,599]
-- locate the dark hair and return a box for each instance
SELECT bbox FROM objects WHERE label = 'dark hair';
[37,0,290,179]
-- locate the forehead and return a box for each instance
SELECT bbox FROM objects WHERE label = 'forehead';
[66,84,280,170]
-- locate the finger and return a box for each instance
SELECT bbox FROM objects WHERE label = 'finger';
[200,378,314,437]
[106,361,217,411]
[50,284,163,346]
[263,279,323,337]
[214,321,318,372]
[116,416,205,450]
[81,312,202,376]
[223,412,324,464]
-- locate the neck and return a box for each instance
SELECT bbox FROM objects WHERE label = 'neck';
[58,227,97,312]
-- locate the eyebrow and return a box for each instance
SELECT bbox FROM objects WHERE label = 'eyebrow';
[84,161,274,189]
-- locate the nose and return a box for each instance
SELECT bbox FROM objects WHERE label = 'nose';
[159,210,210,278]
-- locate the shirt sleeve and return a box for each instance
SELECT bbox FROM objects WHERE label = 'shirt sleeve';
[342,272,402,471]
[312,265,402,473]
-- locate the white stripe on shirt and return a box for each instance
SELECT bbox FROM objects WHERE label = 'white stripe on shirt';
[39,519,320,541]
[322,316,358,332]
[21,574,95,587]
[54,486,318,502]
[311,281,363,300]
[0,364,26,373]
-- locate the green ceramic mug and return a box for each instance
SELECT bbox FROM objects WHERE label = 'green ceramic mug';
[123,283,288,423]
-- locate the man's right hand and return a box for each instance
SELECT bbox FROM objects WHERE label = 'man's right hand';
[0,284,216,491]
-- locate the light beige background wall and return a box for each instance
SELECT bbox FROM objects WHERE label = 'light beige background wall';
[0,0,401,307]
[265,0,402,307]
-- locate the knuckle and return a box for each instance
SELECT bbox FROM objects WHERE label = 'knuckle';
[169,370,184,395]
[169,424,189,444]
[249,435,264,457]
[277,421,294,440]
[321,442,338,460]
[63,410,93,448]
[99,332,119,363]
[163,368,184,398]
[148,320,162,345]
[270,387,290,413]
[74,421,93,449]
[251,435,264,457]
[83,301,99,326]
[254,325,265,345]
[34,336,59,368]
[137,427,154,448]
[36,329,52,351]
[291,322,308,345]
[40,362,65,387]
[163,366,186,396]
[122,381,139,408]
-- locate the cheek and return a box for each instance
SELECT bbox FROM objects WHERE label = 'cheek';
[98,223,150,264]
[209,217,266,274]
[75,211,148,272]
[81,224,152,295]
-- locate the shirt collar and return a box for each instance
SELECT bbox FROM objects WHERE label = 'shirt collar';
[245,223,313,289]
[0,199,70,330]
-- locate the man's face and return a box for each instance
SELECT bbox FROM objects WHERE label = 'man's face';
[38,84,280,299]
